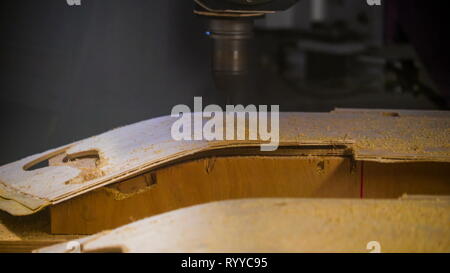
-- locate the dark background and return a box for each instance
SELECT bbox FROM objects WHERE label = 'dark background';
[0,0,447,165]
[1,0,215,165]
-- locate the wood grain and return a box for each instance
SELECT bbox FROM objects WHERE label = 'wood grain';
[50,155,450,235]
[365,162,450,198]
[50,156,361,234]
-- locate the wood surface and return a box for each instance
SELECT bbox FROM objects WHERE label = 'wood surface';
[39,198,450,253]
[0,209,78,253]
[0,240,68,253]
[1,110,449,216]
[365,162,450,198]
[50,156,360,234]
[50,155,450,235]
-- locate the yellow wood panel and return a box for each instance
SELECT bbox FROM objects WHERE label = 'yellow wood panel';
[51,156,359,234]
[364,162,450,198]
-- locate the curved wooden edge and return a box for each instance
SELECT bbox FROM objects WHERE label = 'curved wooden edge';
[1,110,449,216]
[37,198,450,253]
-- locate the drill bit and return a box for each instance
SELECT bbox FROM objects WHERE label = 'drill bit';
[207,18,254,104]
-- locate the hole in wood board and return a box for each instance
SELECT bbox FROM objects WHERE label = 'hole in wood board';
[61,150,101,169]
[23,149,105,184]
[24,159,50,171]
[24,150,101,171]
[23,149,68,171]
[60,150,104,184]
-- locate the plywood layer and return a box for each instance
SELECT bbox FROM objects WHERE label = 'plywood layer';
[1,109,449,216]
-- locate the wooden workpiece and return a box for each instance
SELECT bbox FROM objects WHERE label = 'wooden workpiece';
[0,109,449,240]
[38,198,450,253]
[49,156,450,235]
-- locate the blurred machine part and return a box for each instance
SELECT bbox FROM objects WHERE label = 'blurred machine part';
[194,0,300,102]
[194,0,449,109]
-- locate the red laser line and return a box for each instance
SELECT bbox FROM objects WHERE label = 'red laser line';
[360,161,364,199]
